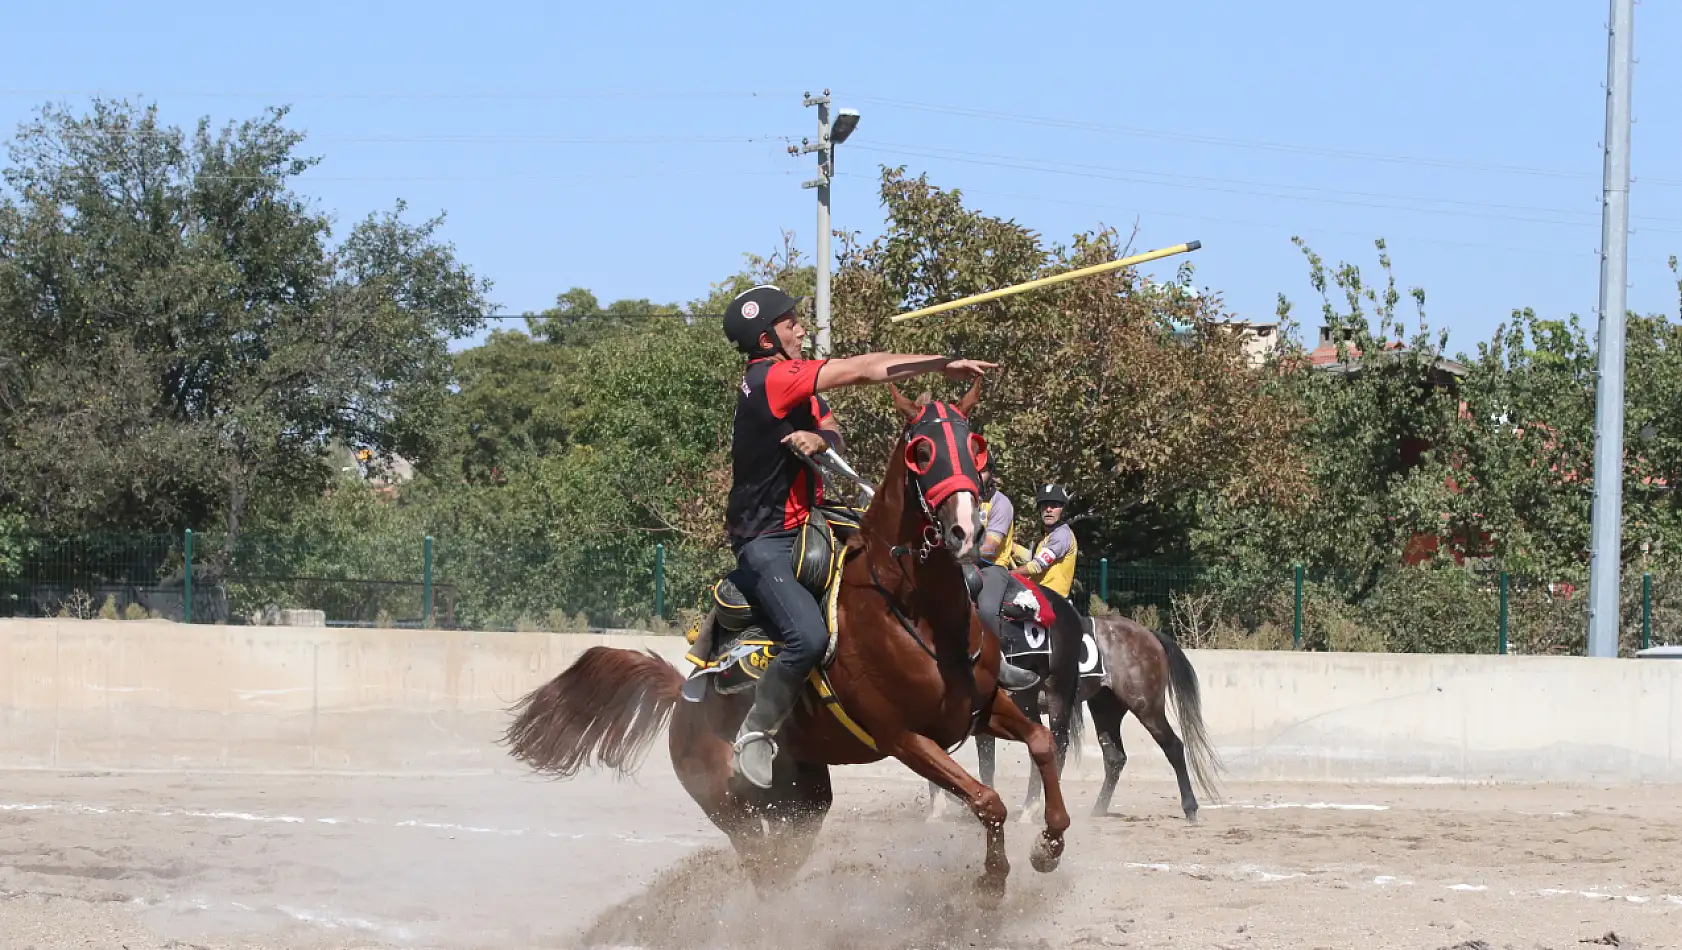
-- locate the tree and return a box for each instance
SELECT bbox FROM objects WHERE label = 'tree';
[827,166,1307,564]
[1451,309,1597,577]
[414,242,812,626]
[525,287,682,347]
[0,98,491,542]
[437,329,585,484]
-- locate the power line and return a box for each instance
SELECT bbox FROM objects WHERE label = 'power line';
[13,83,1676,188]
[852,94,1682,189]
[0,87,780,103]
[849,143,1682,232]
[43,128,795,147]
[832,170,1677,266]
[859,140,1680,224]
[482,312,724,320]
[192,169,798,184]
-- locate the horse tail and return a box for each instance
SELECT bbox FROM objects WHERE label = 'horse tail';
[502,646,683,779]
[1152,629,1225,802]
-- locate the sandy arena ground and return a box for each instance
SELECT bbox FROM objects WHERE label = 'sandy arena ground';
[1,753,1679,950]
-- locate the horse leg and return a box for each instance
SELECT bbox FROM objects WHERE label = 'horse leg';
[983,693,1069,874]
[668,700,779,888]
[1024,674,1073,824]
[1138,703,1199,822]
[1016,686,1046,821]
[927,731,991,822]
[759,760,833,885]
[888,732,1012,903]
[1087,689,1129,818]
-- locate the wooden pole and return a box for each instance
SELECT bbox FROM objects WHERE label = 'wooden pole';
[889,240,1202,324]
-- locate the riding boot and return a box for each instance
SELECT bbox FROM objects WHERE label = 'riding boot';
[732,660,806,789]
[998,659,1041,692]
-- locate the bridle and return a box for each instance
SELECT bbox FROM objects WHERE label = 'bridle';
[900,400,987,562]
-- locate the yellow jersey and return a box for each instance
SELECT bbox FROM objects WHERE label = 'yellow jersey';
[978,493,1019,568]
[1030,523,1078,597]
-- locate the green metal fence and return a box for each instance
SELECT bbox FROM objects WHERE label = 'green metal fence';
[2,529,1675,653]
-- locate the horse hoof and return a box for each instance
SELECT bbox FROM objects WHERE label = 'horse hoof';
[1030,833,1063,873]
[1183,807,1199,823]
[973,874,1008,906]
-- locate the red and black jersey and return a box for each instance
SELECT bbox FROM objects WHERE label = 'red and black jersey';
[726,357,832,545]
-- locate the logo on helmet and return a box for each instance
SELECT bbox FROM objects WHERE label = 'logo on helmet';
[742,301,760,319]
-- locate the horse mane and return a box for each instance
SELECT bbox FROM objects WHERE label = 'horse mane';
[840,387,913,557]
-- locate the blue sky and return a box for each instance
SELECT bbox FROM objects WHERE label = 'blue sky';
[4,0,1679,358]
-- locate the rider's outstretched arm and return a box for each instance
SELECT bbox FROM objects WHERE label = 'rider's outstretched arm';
[814,353,992,393]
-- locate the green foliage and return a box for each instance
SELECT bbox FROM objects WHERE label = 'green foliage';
[439,329,583,483]
[1188,238,1466,601]
[829,167,1308,563]
[1357,568,1498,654]
[525,287,682,347]
[219,474,431,625]
[414,269,758,627]
[0,98,490,541]
[8,97,1682,653]
[0,508,30,580]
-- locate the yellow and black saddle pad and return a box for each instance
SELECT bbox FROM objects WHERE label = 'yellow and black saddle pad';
[690,636,778,696]
[678,534,876,751]
[687,507,856,670]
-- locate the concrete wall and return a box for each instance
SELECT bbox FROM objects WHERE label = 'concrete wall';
[2,619,1678,783]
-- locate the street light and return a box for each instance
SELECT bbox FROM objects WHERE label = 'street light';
[832,108,860,145]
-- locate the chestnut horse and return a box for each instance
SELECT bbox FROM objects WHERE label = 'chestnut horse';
[502,383,1069,903]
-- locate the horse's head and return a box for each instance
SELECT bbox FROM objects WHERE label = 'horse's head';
[890,378,988,562]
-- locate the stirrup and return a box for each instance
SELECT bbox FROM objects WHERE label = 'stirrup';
[732,729,777,754]
[731,729,779,788]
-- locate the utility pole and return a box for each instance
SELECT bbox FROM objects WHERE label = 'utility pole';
[1586,0,1636,659]
[791,91,859,359]
[802,91,833,358]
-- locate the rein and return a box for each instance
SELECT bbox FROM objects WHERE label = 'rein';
[865,548,992,750]
[803,399,994,747]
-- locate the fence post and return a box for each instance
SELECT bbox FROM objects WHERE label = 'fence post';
[1643,572,1652,651]
[1292,564,1303,649]
[423,535,434,627]
[655,543,665,620]
[183,528,194,625]
[1099,557,1109,603]
[1498,571,1509,655]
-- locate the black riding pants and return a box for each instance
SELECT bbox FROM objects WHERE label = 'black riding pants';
[734,527,828,679]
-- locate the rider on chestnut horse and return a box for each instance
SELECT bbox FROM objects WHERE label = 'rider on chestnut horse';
[720,284,1038,789]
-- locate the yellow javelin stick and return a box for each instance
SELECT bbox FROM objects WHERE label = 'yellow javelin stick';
[888,240,1202,324]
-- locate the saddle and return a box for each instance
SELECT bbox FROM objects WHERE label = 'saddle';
[966,567,1107,680]
[965,563,1055,661]
[682,505,861,697]
[679,505,878,751]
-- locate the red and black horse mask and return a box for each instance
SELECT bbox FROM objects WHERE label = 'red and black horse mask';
[891,381,987,512]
